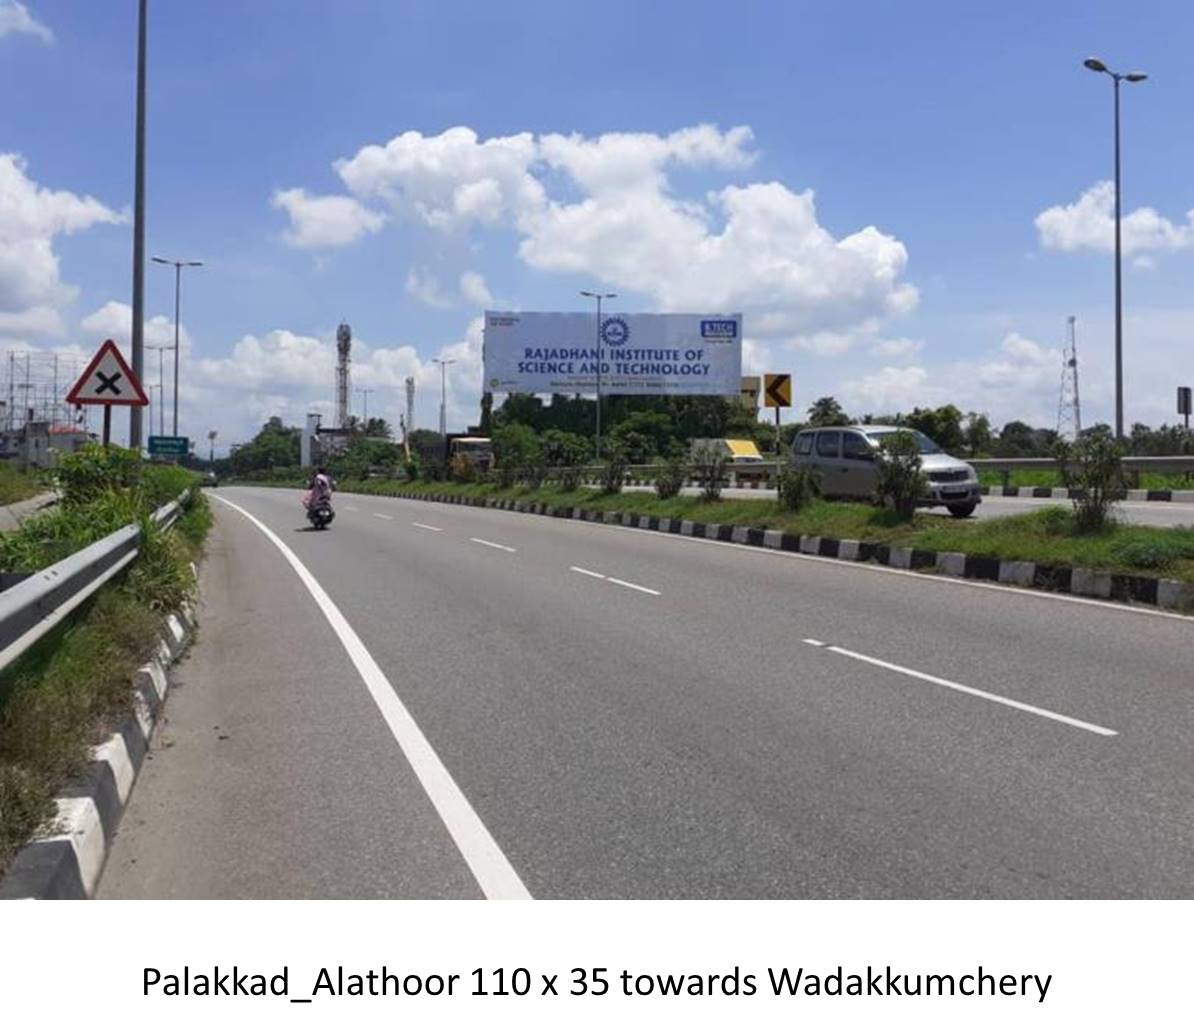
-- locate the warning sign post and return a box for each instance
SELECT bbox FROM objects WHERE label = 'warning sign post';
[65,340,149,446]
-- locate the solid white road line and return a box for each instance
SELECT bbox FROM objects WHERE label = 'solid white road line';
[570,566,606,579]
[373,513,394,520]
[411,522,443,532]
[818,642,1117,737]
[802,638,827,647]
[212,495,531,900]
[470,537,516,553]
[607,577,661,596]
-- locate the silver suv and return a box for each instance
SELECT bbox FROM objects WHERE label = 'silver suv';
[790,425,981,518]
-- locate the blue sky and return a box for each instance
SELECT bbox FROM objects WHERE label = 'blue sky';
[3,0,1193,450]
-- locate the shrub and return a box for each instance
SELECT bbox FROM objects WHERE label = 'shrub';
[1037,506,1073,537]
[690,445,728,501]
[654,453,688,499]
[600,451,629,495]
[1055,429,1123,533]
[874,430,927,521]
[403,458,420,481]
[54,444,141,507]
[776,466,820,512]
[419,459,445,482]
[1108,537,1193,570]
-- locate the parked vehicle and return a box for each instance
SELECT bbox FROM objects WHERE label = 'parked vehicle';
[790,425,981,517]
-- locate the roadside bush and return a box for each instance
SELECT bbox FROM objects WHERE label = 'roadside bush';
[776,466,821,512]
[874,430,927,521]
[1108,537,1193,570]
[419,459,445,482]
[600,451,629,495]
[403,458,420,481]
[541,430,589,492]
[1037,506,1073,537]
[690,445,728,502]
[1054,429,1124,533]
[449,453,477,484]
[54,444,141,506]
[654,453,688,499]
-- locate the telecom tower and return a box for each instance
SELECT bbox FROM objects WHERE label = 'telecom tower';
[335,323,351,429]
[1056,315,1082,441]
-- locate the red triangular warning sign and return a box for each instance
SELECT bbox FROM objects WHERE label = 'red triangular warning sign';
[66,340,149,406]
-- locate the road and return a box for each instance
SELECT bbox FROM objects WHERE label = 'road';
[101,486,1194,898]
[626,484,1194,527]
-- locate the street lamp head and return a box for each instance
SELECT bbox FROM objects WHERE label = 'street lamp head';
[1084,57,1108,73]
[1125,72,1148,83]
[151,256,169,264]
[186,260,204,267]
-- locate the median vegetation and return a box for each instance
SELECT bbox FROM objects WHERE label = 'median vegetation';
[0,464,45,507]
[0,446,211,875]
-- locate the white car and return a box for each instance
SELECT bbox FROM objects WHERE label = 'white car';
[790,425,981,518]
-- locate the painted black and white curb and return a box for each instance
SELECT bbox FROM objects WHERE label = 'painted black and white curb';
[0,599,197,900]
[398,492,1194,612]
[980,485,1194,502]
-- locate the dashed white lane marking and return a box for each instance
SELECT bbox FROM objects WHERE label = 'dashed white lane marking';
[412,522,443,532]
[806,640,1117,737]
[607,576,661,596]
[802,638,826,647]
[569,566,660,595]
[373,513,394,520]
[213,495,530,900]
[344,505,360,512]
[470,537,516,553]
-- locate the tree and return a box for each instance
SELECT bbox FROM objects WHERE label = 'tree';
[806,396,849,427]
[995,420,1036,457]
[362,417,392,439]
[904,405,964,452]
[608,410,676,461]
[228,417,301,474]
[963,412,993,457]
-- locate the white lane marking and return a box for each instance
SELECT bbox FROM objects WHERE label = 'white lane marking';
[802,638,826,647]
[570,566,606,579]
[584,518,1194,625]
[470,537,516,553]
[607,576,661,596]
[373,513,394,520]
[212,495,530,900]
[412,522,443,532]
[814,641,1117,737]
[344,506,360,512]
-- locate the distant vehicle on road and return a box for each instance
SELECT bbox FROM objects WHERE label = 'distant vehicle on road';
[449,435,494,472]
[205,470,218,488]
[791,425,981,518]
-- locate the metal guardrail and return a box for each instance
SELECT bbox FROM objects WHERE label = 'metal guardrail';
[0,491,189,673]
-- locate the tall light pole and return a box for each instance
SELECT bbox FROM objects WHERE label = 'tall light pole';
[208,429,217,464]
[130,0,148,449]
[1084,57,1147,441]
[146,342,171,437]
[580,290,616,459]
[152,256,202,437]
[434,358,456,464]
[356,388,374,426]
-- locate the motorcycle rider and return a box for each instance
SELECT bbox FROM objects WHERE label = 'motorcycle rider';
[303,467,335,514]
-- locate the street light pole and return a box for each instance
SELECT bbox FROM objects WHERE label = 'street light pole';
[1084,57,1147,441]
[580,290,616,459]
[130,0,148,449]
[152,256,202,438]
[147,343,171,436]
[357,388,374,426]
[433,358,456,464]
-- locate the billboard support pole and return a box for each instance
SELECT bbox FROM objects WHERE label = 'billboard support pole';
[581,291,617,461]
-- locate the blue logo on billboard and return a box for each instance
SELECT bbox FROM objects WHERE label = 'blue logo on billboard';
[701,320,738,339]
[600,316,630,348]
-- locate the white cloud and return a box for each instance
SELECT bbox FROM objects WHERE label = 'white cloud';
[334,126,545,231]
[81,300,193,355]
[459,270,492,307]
[0,1,52,43]
[1035,181,1194,256]
[271,188,386,248]
[0,154,122,323]
[292,124,915,341]
[869,337,924,358]
[0,304,63,336]
[404,267,452,308]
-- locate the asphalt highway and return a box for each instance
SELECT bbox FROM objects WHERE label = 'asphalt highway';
[626,484,1194,527]
[102,486,1194,898]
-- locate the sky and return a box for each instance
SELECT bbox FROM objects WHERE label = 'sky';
[2,0,1194,453]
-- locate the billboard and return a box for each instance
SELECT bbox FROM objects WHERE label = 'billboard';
[483,311,743,396]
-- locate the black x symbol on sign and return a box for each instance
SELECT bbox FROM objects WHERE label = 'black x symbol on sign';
[96,371,123,396]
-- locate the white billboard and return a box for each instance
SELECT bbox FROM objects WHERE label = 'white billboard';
[483,311,743,396]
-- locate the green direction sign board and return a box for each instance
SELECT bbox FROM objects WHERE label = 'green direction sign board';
[148,435,189,457]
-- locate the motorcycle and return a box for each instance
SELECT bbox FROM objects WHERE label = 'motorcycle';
[305,497,335,530]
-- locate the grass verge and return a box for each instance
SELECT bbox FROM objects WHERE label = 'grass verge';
[329,477,1194,583]
[978,468,1194,491]
[0,488,211,875]
[0,464,45,506]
